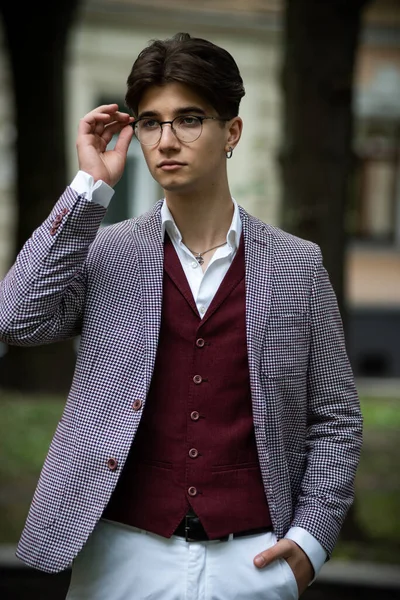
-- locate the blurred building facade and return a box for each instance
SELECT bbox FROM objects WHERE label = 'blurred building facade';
[0,0,399,376]
[347,0,400,378]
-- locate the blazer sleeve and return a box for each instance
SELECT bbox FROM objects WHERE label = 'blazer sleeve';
[0,187,106,346]
[291,245,363,554]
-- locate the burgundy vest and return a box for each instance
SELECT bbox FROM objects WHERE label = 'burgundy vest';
[103,234,271,538]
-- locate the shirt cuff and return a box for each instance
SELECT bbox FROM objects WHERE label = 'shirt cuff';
[284,526,327,581]
[70,170,115,208]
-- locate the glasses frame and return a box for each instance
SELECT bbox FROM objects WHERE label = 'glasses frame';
[132,115,230,146]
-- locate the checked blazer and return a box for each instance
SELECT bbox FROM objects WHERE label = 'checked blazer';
[0,187,363,574]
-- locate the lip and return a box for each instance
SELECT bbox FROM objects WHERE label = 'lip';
[157,161,186,171]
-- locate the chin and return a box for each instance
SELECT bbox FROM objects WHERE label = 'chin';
[160,177,192,192]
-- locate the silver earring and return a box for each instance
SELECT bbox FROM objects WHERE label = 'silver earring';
[226,146,233,159]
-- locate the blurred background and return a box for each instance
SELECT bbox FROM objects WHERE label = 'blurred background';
[0,0,399,598]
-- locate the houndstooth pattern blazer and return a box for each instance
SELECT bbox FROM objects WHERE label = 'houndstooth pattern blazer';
[0,188,362,574]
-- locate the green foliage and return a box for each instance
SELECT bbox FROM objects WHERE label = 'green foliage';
[0,394,63,479]
[0,394,64,542]
[360,397,400,429]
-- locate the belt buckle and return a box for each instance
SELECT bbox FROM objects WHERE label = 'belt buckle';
[184,514,197,542]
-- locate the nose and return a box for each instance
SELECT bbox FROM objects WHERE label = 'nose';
[158,122,180,151]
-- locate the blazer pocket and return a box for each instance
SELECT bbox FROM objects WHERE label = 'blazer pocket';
[211,462,259,473]
[261,314,309,378]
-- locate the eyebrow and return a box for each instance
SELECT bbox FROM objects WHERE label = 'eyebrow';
[137,106,208,119]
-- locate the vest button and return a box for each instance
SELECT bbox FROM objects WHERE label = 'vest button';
[107,458,118,471]
[189,448,199,458]
[188,486,197,497]
[190,411,200,421]
[132,399,142,411]
[193,375,202,384]
[196,338,205,348]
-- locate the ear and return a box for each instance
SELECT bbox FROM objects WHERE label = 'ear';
[225,116,243,153]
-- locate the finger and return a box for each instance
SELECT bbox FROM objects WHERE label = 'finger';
[79,109,131,135]
[102,120,133,145]
[84,104,121,122]
[95,112,133,136]
[95,111,132,123]
[113,123,134,156]
[78,113,111,136]
[254,539,293,568]
[93,103,119,112]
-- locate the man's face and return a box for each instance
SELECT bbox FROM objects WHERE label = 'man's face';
[136,82,234,195]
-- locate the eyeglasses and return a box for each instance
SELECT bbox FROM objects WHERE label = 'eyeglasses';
[132,115,230,146]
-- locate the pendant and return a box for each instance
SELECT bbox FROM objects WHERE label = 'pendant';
[195,254,204,265]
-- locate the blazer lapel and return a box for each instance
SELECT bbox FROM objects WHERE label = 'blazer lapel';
[131,201,164,395]
[240,208,274,422]
[163,234,199,317]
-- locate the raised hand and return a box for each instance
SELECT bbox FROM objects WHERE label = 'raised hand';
[76,104,135,188]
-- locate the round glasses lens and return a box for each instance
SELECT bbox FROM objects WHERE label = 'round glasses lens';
[135,119,161,145]
[174,116,202,143]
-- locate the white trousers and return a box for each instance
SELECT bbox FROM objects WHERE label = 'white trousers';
[66,519,298,600]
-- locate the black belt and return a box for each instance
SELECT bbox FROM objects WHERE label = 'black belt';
[173,514,272,542]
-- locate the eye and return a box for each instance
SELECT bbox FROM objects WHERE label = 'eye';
[141,119,160,130]
[177,116,200,127]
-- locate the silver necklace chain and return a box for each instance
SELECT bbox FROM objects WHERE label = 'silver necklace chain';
[186,241,227,265]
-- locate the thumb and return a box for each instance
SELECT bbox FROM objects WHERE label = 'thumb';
[254,539,291,569]
[114,123,134,157]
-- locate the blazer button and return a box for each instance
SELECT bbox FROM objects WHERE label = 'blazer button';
[61,207,69,215]
[107,458,118,471]
[196,338,205,348]
[188,486,197,497]
[193,375,202,384]
[132,399,142,411]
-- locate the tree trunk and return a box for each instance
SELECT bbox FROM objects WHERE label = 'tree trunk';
[279,0,370,542]
[279,0,369,316]
[0,2,80,393]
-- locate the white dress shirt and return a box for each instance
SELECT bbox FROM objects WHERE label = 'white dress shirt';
[70,170,327,578]
[161,199,241,317]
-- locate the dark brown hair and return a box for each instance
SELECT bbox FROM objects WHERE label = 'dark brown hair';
[125,32,245,118]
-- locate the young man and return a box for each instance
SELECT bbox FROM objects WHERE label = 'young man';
[0,33,362,599]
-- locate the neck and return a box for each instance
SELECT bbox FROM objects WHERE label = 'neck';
[164,180,234,251]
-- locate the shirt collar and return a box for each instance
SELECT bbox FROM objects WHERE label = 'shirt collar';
[161,198,242,252]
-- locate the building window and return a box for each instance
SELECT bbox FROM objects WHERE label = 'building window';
[349,119,400,244]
